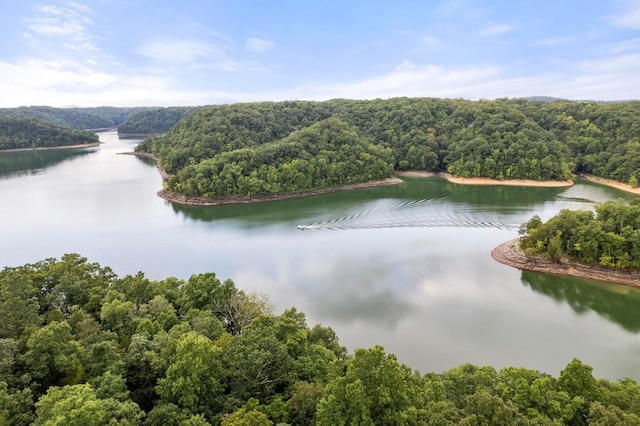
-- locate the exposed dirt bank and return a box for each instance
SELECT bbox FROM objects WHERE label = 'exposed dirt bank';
[124,151,403,205]
[492,238,640,287]
[156,178,403,206]
[0,142,102,153]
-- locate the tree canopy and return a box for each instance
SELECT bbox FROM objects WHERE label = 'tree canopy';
[135,98,640,198]
[520,198,640,269]
[0,116,99,150]
[0,106,151,130]
[117,107,201,135]
[1,254,639,425]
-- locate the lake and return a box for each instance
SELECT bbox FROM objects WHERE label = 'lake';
[1,130,639,380]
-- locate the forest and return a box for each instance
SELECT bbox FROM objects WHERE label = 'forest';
[1,254,640,425]
[0,116,99,150]
[117,107,201,135]
[520,198,640,270]
[134,98,640,199]
[0,106,151,131]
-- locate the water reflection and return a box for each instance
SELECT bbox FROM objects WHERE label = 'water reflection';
[0,146,99,178]
[520,270,640,333]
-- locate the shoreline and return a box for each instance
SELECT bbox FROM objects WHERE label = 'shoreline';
[156,178,403,206]
[120,151,171,180]
[125,155,634,206]
[0,142,101,153]
[396,171,574,187]
[580,174,640,195]
[126,150,403,205]
[492,238,640,287]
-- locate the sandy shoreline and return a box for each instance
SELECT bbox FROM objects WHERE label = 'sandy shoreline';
[126,155,636,206]
[0,142,101,153]
[580,175,640,195]
[492,238,640,287]
[396,171,574,187]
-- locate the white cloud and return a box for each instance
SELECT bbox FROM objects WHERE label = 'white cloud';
[607,2,640,29]
[137,39,219,65]
[2,48,640,108]
[22,2,97,51]
[136,37,269,72]
[478,23,517,37]
[245,37,274,53]
[603,37,640,54]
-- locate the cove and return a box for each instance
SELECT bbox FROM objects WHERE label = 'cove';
[0,130,639,380]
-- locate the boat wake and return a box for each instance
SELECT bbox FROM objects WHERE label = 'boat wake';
[297,197,521,232]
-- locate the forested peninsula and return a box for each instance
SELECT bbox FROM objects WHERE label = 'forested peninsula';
[493,199,640,286]
[134,98,640,203]
[0,116,99,151]
[2,254,640,425]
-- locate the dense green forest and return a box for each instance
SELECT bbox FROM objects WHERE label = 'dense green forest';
[117,107,201,135]
[0,106,150,130]
[520,198,640,269]
[135,98,640,199]
[0,116,99,150]
[2,255,639,425]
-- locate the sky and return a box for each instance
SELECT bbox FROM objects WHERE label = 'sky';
[1,0,640,107]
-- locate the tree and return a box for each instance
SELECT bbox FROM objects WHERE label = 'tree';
[212,291,273,335]
[176,273,236,315]
[156,332,224,421]
[287,381,324,426]
[0,270,41,339]
[224,320,293,402]
[34,384,143,426]
[22,322,85,392]
[316,345,420,426]
[221,408,273,426]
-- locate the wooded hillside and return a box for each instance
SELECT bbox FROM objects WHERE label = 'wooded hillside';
[0,106,150,130]
[0,116,99,150]
[136,98,640,198]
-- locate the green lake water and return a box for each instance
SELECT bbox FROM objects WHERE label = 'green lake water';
[1,130,638,380]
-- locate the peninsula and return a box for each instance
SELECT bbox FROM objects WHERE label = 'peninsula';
[492,199,640,287]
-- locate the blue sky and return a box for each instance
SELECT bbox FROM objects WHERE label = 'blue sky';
[1,0,640,107]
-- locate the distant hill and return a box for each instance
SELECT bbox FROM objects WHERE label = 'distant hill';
[0,106,152,130]
[0,116,99,150]
[117,106,201,135]
[522,96,567,102]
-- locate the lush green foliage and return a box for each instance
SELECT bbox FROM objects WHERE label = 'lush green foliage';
[1,254,639,425]
[136,98,640,198]
[0,106,149,130]
[117,107,201,135]
[164,117,394,197]
[521,199,640,269]
[0,116,99,150]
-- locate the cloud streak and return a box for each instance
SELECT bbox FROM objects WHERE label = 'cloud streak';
[23,2,96,51]
[245,37,274,53]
